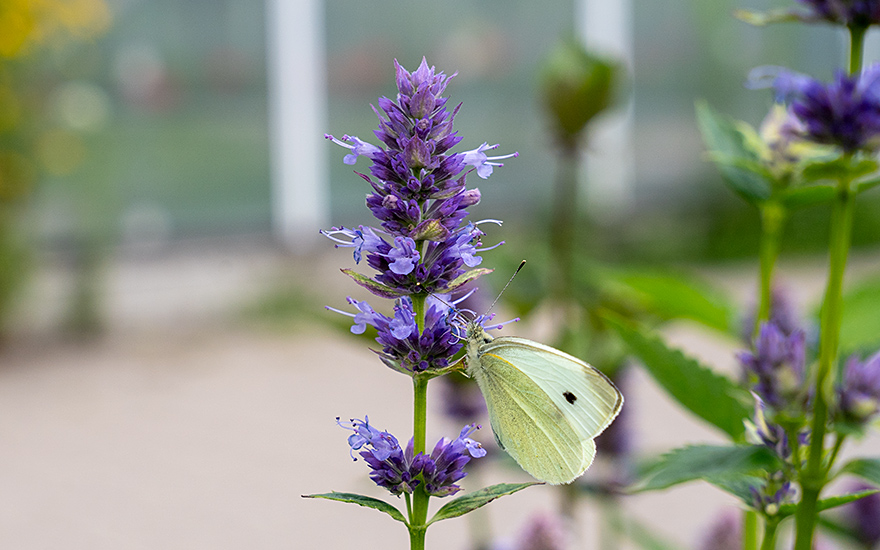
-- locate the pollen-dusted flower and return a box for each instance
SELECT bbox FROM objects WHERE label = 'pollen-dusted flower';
[738,322,807,411]
[748,64,880,153]
[836,349,880,422]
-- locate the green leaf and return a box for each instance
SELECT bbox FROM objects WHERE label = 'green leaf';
[839,458,880,485]
[801,156,880,184]
[838,276,880,354]
[635,445,781,493]
[707,473,768,505]
[597,267,736,333]
[733,8,802,25]
[857,175,880,195]
[696,100,772,204]
[780,184,835,209]
[427,482,540,525]
[303,491,408,524]
[602,312,751,438]
[776,489,880,519]
[341,269,403,299]
[438,267,494,294]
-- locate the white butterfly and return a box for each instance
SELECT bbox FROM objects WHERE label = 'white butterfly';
[464,320,624,485]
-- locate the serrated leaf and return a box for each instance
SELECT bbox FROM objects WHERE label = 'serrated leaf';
[427,482,540,525]
[776,489,880,519]
[602,312,750,438]
[733,8,802,25]
[696,100,772,204]
[303,491,408,524]
[597,267,736,333]
[838,276,880,355]
[635,445,781,493]
[780,184,835,209]
[707,473,768,505]
[437,267,494,294]
[839,458,880,485]
[341,269,403,299]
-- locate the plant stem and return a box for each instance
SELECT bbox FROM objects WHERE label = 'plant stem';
[793,177,855,550]
[793,24,864,549]
[744,510,759,550]
[549,143,580,300]
[410,294,429,550]
[755,201,786,337]
[849,24,867,76]
[760,519,778,550]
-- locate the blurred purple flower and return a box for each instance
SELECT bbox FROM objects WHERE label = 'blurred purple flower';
[837,349,880,422]
[697,512,741,550]
[747,64,880,153]
[738,322,807,411]
[794,0,880,26]
[510,513,570,550]
[843,482,880,547]
[741,286,803,342]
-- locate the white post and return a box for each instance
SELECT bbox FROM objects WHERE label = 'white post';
[265,0,328,251]
[576,0,635,220]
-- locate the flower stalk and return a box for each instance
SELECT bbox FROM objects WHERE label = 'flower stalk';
[793,23,865,549]
[755,201,786,337]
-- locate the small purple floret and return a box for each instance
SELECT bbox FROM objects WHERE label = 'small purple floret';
[837,349,880,422]
[738,321,806,411]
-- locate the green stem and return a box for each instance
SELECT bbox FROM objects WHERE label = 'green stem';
[744,510,759,550]
[849,24,867,76]
[549,144,580,300]
[793,177,856,550]
[755,201,786,337]
[760,519,779,550]
[409,294,429,550]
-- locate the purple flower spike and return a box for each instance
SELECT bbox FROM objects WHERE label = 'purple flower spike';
[837,349,880,422]
[324,58,514,301]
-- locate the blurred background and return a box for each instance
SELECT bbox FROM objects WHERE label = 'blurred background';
[2,0,880,548]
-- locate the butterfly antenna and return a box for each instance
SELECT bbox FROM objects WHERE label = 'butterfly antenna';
[485,260,526,316]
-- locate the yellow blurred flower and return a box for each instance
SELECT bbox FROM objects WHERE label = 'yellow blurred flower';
[0,0,110,58]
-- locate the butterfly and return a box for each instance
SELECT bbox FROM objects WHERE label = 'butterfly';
[463,320,624,485]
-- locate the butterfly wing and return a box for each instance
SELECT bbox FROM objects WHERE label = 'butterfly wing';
[471,336,623,484]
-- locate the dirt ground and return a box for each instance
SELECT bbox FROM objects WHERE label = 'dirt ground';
[1,241,878,549]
